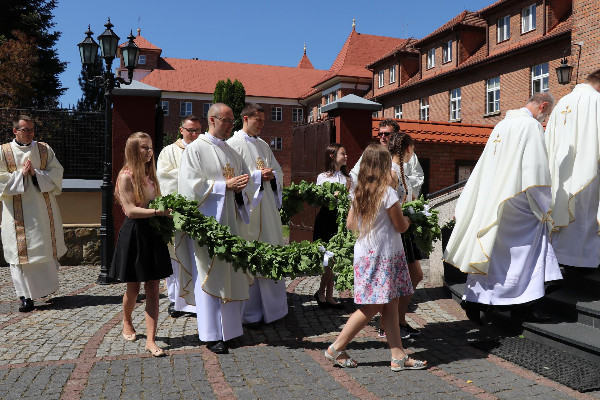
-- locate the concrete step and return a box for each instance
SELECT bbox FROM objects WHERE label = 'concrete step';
[542,285,600,326]
[523,320,600,364]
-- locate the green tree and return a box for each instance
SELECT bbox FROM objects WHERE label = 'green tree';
[0,0,66,108]
[213,78,246,132]
[76,51,105,111]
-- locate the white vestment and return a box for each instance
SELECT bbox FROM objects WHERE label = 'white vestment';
[351,152,423,198]
[0,140,66,299]
[228,130,288,324]
[156,139,195,313]
[443,109,562,305]
[545,83,600,268]
[177,133,255,342]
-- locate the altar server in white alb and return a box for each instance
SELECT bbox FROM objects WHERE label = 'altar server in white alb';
[228,103,288,328]
[156,115,201,318]
[443,94,562,317]
[177,103,256,354]
[545,69,600,270]
[0,115,67,313]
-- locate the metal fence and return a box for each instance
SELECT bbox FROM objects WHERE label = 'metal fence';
[0,109,104,179]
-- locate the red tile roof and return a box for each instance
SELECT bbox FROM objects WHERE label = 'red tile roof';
[119,34,162,51]
[372,118,493,145]
[367,39,419,69]
[478,0,512,15]
[313,29,406,87]
[413,11,486,46]
[297,53,314,69]
[140,58,327,99]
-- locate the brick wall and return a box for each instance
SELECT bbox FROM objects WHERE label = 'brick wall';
[486,0,544,55]
[572,0,600,78]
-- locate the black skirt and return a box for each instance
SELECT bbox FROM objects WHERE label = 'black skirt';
[402,232,424,263]
[108,217,173,283]
[313,206,339,242]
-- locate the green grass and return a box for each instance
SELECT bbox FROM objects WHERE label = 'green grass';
[282,224,289,238]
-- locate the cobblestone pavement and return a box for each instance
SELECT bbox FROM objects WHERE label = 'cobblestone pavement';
[0,265,599,400]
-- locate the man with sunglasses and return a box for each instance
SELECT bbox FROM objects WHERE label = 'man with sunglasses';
[157,115,202,318]
[0,115,67,312]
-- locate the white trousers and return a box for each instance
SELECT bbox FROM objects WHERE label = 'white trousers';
[242,278,288,324]
[10,259,60,299]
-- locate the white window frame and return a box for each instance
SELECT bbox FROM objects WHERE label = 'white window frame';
[161,100,169,116]
[330,92,337,102]
[531,63,549,94]
[308,109,314,123]
[271,106,282,121]
[394,105,403,119]
[486,77,501,114]
[203,103,212,118]
[450,88,461,121]
[323,95,329,105]
[497,15,510,42]
[522,4,536,33]
[292,108,304,123]
[443,40,452,63]
[270,137,283,151]
[180,102,192,117]
[420,97,430,121]
[427,48,435,69]
[378,70,385,87]
[389,65,396,83]
[317,104,322,119]
[138,54,146,65]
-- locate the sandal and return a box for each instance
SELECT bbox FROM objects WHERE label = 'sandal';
[324,343,357,368]
[122,331,136,341]
[145,345,167,357]
[391,356,427,371]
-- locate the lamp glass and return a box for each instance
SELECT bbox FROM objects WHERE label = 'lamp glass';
[121,44,139,69]
[78,37,99,65]
[98,30,119,59]
[555,64,573,85]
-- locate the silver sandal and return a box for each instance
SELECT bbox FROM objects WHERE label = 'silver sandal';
[391,356,427,371]
[324,343,358,368]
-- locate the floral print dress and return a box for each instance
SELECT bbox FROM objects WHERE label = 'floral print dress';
[353,186,413,304]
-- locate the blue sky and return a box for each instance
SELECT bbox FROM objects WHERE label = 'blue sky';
[55,0,492,107]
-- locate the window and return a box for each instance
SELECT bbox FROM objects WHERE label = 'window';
[486,77,501,114]
[389,65,396,83]
[270,137,282,150]
[497,15,510,42]
[443,40,452,63]
[203,103,212,118]
[330,91,337,102]
[450,88,461,121]
[308,109,314,123]
[378,70,385,87]
[292,108,304,123]
[522,4,536,33]
[531,63,549,94]
[161,100,169,116]
[323,95,329,105]
[394,105,403,119]
[427,48,435,69]
[317,104,322,119]
[372,110,379,118]
[138,54,146,65]
[180,102,192,117]
[420,98,430,121]
[271,106,282,121]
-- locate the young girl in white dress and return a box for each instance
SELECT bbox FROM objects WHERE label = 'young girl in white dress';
[313,143,350,308]
[324,144,427,371]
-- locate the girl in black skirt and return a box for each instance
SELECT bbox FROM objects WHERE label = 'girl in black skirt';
[109,132,172,357]
[313,143,351,309]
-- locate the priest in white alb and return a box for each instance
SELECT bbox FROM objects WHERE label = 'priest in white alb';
[177,103,257,354]
[228,103,288,328]
[1,115,67,313]
[443,93,562,321]
[156,114,201,318]
[544,69,600,270]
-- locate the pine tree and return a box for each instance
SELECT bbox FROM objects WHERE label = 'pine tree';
[212,79,246,132]
[0,31,38,108]
[76,51,105,111]
[0,0,66,108]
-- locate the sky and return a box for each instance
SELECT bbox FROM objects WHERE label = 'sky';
[54,0,492,108]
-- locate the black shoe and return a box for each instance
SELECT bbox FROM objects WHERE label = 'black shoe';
[168,302,183,318]
[18,298,34,313]
[207,340,228,354]
[514,307,551,322]
[313,292,327,309]
[244,321,264,330]
[400,323,421,336]
[325,300,344,310]
[461,300,485,325]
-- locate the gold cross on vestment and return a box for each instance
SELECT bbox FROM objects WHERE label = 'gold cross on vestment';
[222,163,235,179]
[561,105,571,125]
[493,133,501,155]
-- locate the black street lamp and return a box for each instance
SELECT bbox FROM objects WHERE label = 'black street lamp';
[555,58,574,85]
[78,18,139,284]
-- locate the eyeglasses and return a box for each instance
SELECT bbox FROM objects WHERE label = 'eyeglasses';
[182,127,201,134]
[212,116,234,125]
[17,128,34,133]
[379,131,392,137]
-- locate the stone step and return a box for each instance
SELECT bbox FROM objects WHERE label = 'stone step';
[542,285,600,327]
[523,320,600,364]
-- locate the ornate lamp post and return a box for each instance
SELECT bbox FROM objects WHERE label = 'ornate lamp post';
[78,19,139,284]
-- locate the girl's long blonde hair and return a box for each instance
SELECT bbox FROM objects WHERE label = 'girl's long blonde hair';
[351,144,392,237]
[115,132,161,206]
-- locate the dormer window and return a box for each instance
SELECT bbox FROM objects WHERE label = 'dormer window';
[138,54,146,65]
[427,48,435,69]
[389,65,396,83]
[497,15,510,42]
[522,4,536,33]
[378,70,385,87]
[442,40,452,63]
